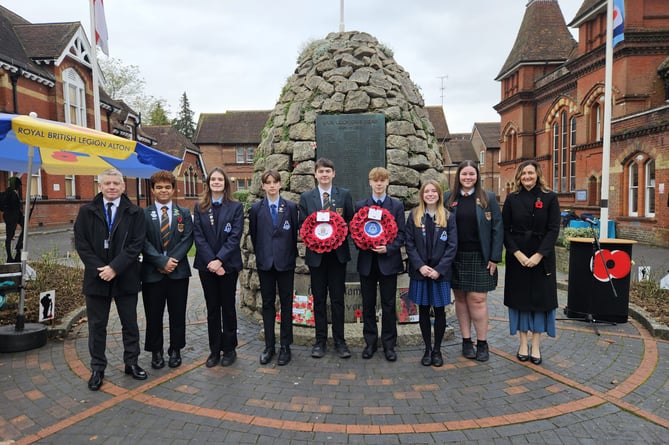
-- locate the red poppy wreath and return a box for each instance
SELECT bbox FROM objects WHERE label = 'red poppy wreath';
[300,210,349,253]
[349,206,398,250]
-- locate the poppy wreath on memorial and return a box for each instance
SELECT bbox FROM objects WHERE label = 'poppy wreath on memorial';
[300,210,349,253]
[349,205,398,250]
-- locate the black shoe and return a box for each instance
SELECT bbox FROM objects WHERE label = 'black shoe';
[517,347,529,362]
[335,342,351,359]
[530,347,542,365]
[384,348,397,362]
[421,348,432,366]
[277,346,291,366]
[361,344,377,359]
[151,351,165,369]
[475,342,489,362]
[88,371,104,391]
[205,353,220,368]
[311,343,326,358]
[221,350,236,367]
[431,350,444,367]
[124,364,148,380]
[260,347,275,365]
[462,340,476,359]
[168,348,182,368]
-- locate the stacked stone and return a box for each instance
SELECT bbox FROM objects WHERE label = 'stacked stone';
[240,31,447,316]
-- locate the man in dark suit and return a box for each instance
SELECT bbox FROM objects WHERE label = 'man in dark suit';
[141,171,193,370]
[299,158,354,359]
[249,170,298,366]
[355,167,405,361]
[74,168,147,391]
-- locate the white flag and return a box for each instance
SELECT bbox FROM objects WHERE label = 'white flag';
[93,0,109,55]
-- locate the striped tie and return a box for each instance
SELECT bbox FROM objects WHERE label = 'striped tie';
[322,192,330,211]
[160,206,170,249]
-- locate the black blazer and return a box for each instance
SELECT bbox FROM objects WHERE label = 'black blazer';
[141,203,193,283]
[405,210,457,282]
[354,196,405,276]
[298,185,354,267]
[248,197,298,272]
[444,191,503,263]
[74,193,145,296]
[192,200,243,273]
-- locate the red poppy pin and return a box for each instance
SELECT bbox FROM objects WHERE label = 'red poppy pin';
[535,198,543,209]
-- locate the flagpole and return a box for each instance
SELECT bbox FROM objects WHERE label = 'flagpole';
[599,0,615,239]
[89,0,102,130]
[339,0,345,32]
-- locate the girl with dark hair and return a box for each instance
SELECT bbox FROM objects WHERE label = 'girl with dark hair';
[445,160,503,362]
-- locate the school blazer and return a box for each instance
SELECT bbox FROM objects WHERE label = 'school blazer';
[405,210,457,282]
[444,191,503,263]
[298,185,354,267]
[192,201,244,273]
[141,204,193,283]
[354,196,405,276]
[248,197,298,272]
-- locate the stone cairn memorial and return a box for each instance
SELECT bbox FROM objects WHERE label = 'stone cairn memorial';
[239,31,451,342]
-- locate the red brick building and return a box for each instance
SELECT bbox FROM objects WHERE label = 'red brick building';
[193,111,271,191]
[495,0,669,246]
[0,6,196,230]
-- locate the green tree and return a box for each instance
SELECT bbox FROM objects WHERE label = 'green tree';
[147,100,171,125]
[173,92,196,140]
[99,56,170,123]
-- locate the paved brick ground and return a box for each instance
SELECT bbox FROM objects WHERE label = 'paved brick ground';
[0,229,668,444]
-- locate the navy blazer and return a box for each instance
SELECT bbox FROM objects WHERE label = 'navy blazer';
[354,196,405,276]
[141,203,193,283]
[405,210,457,282]
[248,197,298,272]
[192,201,244,273]
[298,185,354,267]
[444,191,503,263]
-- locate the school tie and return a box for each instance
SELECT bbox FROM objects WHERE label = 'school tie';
[322,192,330,211]
[160,206,170,249]
[376,199,383,207]
[105,202,114,233]
[270,204,277,227]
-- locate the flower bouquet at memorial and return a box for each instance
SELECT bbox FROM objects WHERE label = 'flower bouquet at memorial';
[299,210,348,253]
[277,294,315,327]
[349,205,398,250]
[396,287,419,324]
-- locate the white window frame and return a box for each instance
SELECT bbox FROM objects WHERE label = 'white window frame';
[64,174,76,199]
[31,169,43,199]
[235,147,245,164]
[628,163,638,216]
[63,68,87,126]
[246,146,254,164]
[645,160,655,217]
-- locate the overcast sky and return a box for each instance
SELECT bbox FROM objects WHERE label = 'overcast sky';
[4,0,583,133]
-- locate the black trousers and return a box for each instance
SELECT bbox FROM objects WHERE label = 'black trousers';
[360,256,398,350]
[86,293,140,371]
[258,268,294,348]
[198,270,238,354]
[141,276,189,353]
[309,252,347,345]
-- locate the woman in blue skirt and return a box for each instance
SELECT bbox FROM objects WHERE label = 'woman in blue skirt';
[405,180,457,367]
[502,161,560,365]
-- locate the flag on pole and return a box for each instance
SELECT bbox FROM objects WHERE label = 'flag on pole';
[93,0,109,55]
[612,0,625,47]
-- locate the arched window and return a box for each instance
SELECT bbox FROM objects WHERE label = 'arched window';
[552,122,559,190]
[592,103,602,142]
[62,68,86,126]
[645,159,655,217]
[625,154,655,218]
[570,116,577,191]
